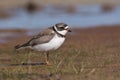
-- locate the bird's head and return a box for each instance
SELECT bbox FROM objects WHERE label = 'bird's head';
[53,23,71,36]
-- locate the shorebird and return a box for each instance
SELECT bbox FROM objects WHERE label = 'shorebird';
[15,23,71,65]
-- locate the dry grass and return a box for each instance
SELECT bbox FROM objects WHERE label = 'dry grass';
[0,25,120,80]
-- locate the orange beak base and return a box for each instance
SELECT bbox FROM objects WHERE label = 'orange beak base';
[66,28,72,32]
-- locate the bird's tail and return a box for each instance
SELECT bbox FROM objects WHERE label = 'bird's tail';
[14,45,22,50]
[14,43,29,50]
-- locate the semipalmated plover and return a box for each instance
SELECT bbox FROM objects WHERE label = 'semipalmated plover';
[15,23,71,65]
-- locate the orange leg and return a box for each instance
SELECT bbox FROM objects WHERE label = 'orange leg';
[45,52,51,65]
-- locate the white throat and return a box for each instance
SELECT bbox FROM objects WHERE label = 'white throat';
[57,30,67,35]
[54,26,68,36]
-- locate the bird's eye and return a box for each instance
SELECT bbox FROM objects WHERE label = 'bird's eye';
[60,27,64,29]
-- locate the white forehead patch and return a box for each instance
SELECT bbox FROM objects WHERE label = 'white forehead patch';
[65,26,69,29]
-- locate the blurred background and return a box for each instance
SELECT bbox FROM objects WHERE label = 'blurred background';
[0,0,120,44]
[0,0,120,29]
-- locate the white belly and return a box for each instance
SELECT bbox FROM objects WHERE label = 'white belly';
[33,35,65,51]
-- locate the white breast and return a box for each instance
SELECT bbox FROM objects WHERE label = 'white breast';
[33,34,65,51]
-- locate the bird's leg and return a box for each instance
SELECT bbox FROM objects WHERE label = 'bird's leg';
[45,52,51,65]
[28,51,32,74]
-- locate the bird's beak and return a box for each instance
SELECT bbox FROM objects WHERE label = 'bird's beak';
[66,28,72,32]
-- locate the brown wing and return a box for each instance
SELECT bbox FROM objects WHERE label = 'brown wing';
[28,28,55,46]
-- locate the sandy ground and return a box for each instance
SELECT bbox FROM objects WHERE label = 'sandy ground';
[0,25,120,80]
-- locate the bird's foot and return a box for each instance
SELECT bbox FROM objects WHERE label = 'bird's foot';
[45,61,51,66]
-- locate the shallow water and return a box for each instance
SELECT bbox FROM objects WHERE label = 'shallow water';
[0,5,120,29]
[0,32,20,43]
[0,39,7,43]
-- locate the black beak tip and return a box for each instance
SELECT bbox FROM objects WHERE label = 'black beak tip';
[69,29,72,32]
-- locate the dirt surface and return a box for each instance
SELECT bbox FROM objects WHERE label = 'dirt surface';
[0,25,120,80]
